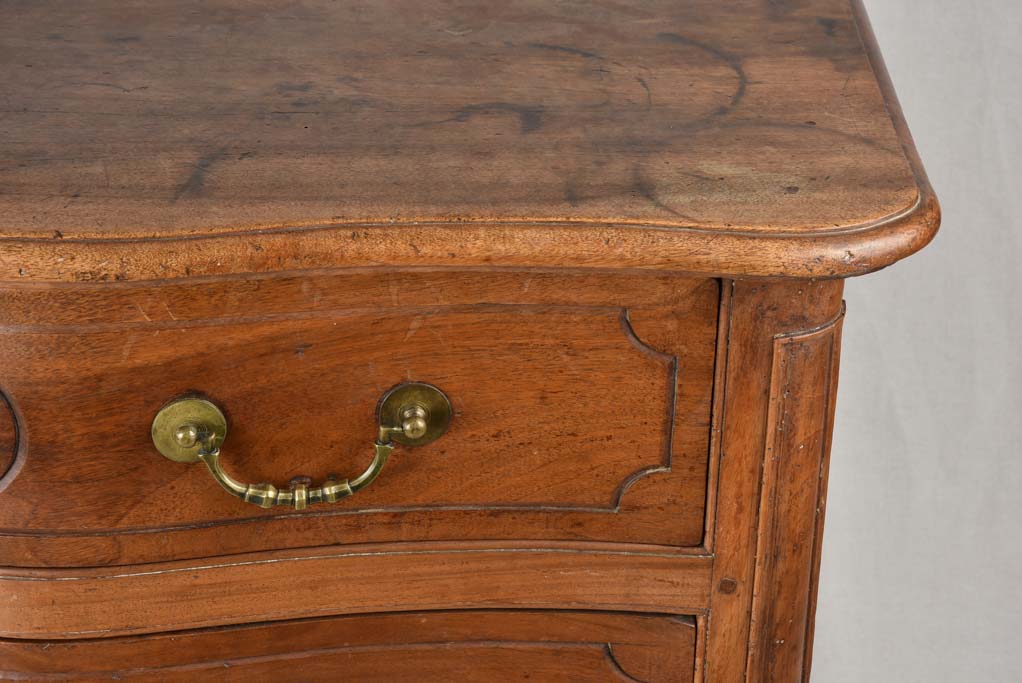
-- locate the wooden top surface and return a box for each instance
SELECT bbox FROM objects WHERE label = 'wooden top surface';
[0,0,937,282]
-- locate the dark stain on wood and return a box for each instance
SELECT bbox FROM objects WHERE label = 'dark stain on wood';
[527,42,603,60]
[173,149,227,202]
[656,32,747,119]
[452,102,545,134]
[817,17,840,37]
[0,0,937,282]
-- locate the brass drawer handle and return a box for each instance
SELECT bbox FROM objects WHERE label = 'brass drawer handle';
[150,383,452,510]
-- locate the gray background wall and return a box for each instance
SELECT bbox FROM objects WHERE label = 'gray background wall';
[813,2,1022,680]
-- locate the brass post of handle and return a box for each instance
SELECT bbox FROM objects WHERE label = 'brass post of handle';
[150,382,452,511]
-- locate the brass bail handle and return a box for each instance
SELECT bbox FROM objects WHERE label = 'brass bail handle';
[151,383,452,511]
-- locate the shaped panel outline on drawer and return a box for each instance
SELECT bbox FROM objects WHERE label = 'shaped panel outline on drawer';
[0,609,698,680]
[0,387,21,489]
[0,304,686,530]
[612,308,679,507]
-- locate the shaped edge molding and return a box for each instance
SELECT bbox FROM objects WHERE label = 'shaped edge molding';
[0,388,18,485]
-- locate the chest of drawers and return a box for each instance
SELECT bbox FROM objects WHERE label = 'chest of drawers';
[0,1,937,680]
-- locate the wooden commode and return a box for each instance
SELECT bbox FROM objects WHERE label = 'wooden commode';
[0,1,938,680]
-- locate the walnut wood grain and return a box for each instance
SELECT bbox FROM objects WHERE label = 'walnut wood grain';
[0,610,696,682]
[0,0,937,282]
[703,280,845,683]
[0,270,717,568]
[0,542,711,640]
[745,309,843,682]
[0,1,939,679]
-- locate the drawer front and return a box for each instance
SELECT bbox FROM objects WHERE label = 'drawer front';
[0,271,719,567]
[0,610,696,682]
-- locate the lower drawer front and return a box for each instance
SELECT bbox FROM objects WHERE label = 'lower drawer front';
[0,610,696,682]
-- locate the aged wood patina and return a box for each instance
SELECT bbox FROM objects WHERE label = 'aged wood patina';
[0,0,937,680]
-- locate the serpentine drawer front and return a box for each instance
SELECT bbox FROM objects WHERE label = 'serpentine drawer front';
[0,0,937,680]
[0,271,719,567]
[0,611,697,682]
